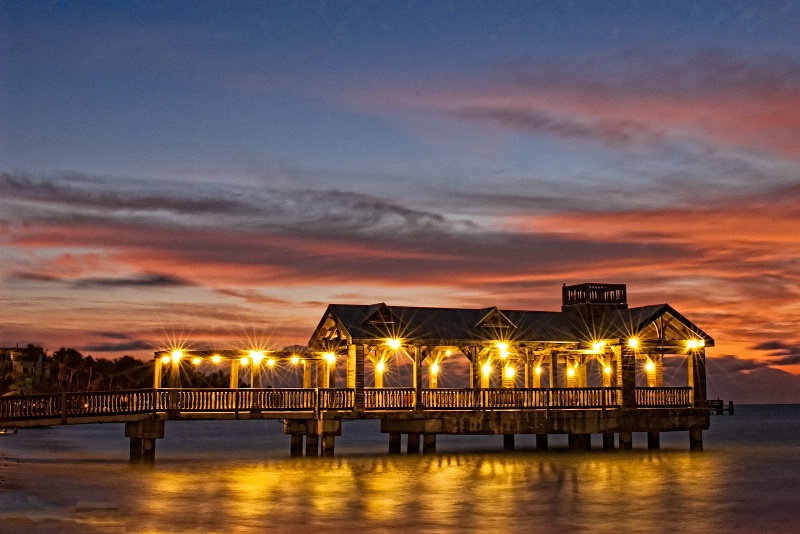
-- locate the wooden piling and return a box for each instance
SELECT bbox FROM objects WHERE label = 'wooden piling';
[647,431,660,450]
[602,433,615,449]
[689,429,703,451]
[423,433,436,454]
[389,432,401,454]
[305,434,319,457]
[407,432,421,454]
[536,434,548,451]
[619,432,633,450]
[290,434,303,457]
[503,434,515,452]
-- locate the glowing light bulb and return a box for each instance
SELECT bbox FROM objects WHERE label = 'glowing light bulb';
[431,362,439,375]
[687,340,699,349]
[160,355,170,364]
[567,367,576,378]
[482,362,492,377]
[444,350,452,357]
[240,357,250,366]
[645,361,655,373]
[535,366,542,375]
[504,366,515,379]
[191,357,201,365]
[171,350,183,363]
[324,352,336,363]
[593,341,605,352]
[604,365,612,375]
[266,358,275,367]
[386,338,401,350]
[496,342,508,351]
[211,355,221,364]
[376,361,385,373]
[628,338,639,349]
[290,356,300,364]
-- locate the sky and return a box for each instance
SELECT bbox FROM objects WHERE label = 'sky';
[2,1,800,402]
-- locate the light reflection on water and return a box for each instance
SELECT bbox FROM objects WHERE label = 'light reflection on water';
[1,405,799,533]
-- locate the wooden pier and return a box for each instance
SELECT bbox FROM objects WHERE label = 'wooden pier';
[0,283,715,460]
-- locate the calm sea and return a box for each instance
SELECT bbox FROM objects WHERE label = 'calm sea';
[1,405,798,533]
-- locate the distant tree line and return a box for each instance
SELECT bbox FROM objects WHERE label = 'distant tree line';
[1,345,235,395]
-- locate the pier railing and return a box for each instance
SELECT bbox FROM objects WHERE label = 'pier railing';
[0,386,694,423]
[635,387,691,407]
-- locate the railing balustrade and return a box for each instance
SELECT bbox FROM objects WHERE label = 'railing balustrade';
[0,386,694,423]
[636,387,691,407]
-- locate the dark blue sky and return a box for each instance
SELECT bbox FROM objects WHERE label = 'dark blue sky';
[2,1,800,401]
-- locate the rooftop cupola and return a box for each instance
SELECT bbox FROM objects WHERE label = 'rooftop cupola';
[561,283,628,313]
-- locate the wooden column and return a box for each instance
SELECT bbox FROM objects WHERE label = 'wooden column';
[688,348,707,408]
[303,360,312,388]
[620,346,637,409]
[619,432,633,450]
[169,359,181,389]
[536,434,548,451]
[153,358,162,388]
[413,346,423,410]
[480,356,491,389]
[647,431,660,449]
[250,361,261,389]
[602,433,615,449]
[230,359,240,389]
[328,358,336,389]
[503,434,515,452]
[317,358,328,389]
[428,355,438,389]
[469,348,480,390]
[347,344,365,410]
[549,351,558,388]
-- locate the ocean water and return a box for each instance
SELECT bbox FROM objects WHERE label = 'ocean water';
[0,405,798,533]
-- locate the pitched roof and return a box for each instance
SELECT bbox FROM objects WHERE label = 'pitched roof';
[309,302,714,347]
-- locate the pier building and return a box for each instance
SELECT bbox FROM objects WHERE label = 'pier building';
[0,283,713,460]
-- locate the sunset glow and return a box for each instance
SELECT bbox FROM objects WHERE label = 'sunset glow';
[2,2,799,403]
